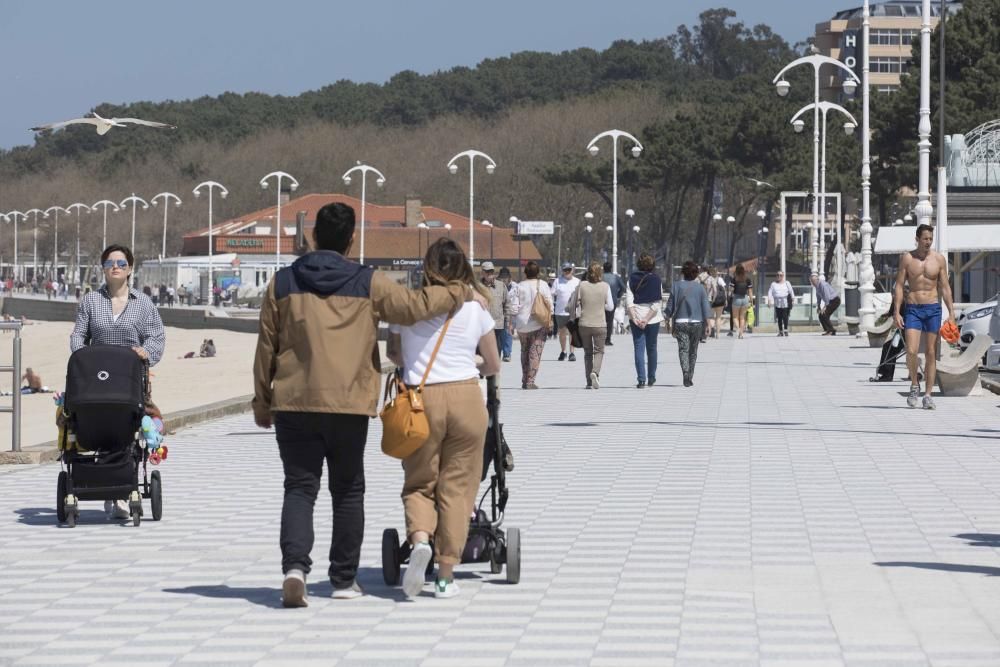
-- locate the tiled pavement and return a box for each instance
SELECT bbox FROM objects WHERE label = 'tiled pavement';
[1,331,999,666]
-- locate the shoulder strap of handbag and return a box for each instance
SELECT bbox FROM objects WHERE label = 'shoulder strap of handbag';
[417,316,454,392]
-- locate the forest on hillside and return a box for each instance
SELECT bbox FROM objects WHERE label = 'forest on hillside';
[2,2,999,275]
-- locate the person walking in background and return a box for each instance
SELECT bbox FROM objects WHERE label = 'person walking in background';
[602,261,626,346]
[668,261,713,387]
[768,271,795,336]
[811,273,841,336]
[252,203,480,607]
[567,262,614,389]
[480,261,512,363]
[730,265,753,339]
[708,267,727,338]
[497,267,515,362]
[514,261,553,389]
[387,238,500,600]
[551,262,580,361]
[695,266,718,342]
[625,253,663,388]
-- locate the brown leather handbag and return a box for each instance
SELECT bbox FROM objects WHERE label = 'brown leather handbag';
[380,317,452,459]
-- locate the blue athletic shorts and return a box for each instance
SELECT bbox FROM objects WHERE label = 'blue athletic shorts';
[904,303,942,333]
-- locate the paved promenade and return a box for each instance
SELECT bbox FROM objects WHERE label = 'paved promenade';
[1,331,999,666]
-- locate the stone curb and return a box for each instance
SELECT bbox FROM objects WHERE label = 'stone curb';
[0,394,255,466]
[0,362,396,466]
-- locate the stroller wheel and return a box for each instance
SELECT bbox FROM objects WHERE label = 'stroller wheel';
[150,471,162,521]
[505,527,521,585]
[129,491,141,527]
[56,472,68,524]
[382,528,401,586]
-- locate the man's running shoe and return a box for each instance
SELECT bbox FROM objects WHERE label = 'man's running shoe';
[922,395,936,410]
[282,569,308,608]
[907,385,920,408]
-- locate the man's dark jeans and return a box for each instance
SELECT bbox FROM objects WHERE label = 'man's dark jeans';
[605,309,615,343]
[275,412,367,588]
[819,297,841,333]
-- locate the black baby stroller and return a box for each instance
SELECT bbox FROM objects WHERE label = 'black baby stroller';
[381,374,521,585]
[57,345,162,527]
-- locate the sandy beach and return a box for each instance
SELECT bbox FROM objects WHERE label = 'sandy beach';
[0,321,259,450]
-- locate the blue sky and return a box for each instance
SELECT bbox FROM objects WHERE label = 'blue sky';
[1,0,842,150]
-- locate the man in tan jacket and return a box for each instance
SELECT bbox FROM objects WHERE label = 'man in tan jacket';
[253,202,479,607]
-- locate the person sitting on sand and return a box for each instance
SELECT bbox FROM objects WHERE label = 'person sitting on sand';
[21,367,48,394]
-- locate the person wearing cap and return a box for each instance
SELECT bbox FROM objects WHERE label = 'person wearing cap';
[481,262,513,359]
[497,267,515,362]
[551,262,581,361]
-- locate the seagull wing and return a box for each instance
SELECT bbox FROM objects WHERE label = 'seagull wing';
[30,118,101,132]
[113,118,177,129]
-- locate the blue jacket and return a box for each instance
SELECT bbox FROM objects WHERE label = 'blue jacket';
[667,279,713,323]
[628,271,662,304]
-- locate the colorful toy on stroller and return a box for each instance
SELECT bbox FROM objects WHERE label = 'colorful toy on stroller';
[56,344,163,527]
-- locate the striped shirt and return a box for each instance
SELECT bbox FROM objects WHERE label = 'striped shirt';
[70,286,166,366]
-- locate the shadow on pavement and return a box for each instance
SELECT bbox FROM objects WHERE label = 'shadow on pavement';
[954,533,1000,548]
[875,561,1000,577]
[163,584,284,608]
[15,506,109,527]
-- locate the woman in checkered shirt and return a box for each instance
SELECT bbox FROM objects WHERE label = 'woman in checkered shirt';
[70,244,165,365]
[69,244,165,520]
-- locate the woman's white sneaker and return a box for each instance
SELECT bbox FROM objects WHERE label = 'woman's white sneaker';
[590,372,599,389]
[403,542,432,598]
[332,581,364,600]
[434,578,460,599]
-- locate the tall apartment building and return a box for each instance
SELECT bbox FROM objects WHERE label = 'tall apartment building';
[814,1,961,99]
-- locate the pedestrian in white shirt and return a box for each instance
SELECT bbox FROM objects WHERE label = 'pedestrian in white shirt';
[551,262,581,362]
[514,261,553,389]
[767,272,795,336]
[386,238,501,600]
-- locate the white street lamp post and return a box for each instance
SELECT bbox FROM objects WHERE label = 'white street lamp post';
[789,101,858,281]
[625,208,636,274]
[91,200,120,269]
[584,211,595,266]
[482,220,494,260]
[510,216,522,278]
[119,193,149,256]
[341,164,382,266]
[586,130,643,275]
[447,150,495,266]
[25,209,45,282]
[859,0,877,332]
[260,171,300,273]
[915,0,934,227]
[151,192,182,260]
[66,203,90,286]
[44,206,70,281]
[192,181,229,301]
[6,210,26,283]
[774,54,860,278]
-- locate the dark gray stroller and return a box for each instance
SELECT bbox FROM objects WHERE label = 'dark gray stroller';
[57,345,162,527]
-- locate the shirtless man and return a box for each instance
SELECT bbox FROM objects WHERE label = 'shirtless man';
[21,367,44,393]
[893,224,955,409]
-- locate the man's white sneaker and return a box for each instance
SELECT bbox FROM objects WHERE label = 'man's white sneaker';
[906,385,920,409]
[434,578,461,599]
[282,569,308,608]
[403,542,432,598]
[922,395,937,410]
[104,499,130,520]
[590,372,599,389]
[332,581,364,600]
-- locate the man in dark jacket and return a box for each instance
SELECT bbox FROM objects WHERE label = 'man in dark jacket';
[602,261,625,345]
[253,202,480,607]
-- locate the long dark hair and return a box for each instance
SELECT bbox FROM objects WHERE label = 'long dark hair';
[422,238,489,298]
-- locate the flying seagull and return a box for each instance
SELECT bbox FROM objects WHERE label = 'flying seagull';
[31,112,176,136]
[745,177,775,188]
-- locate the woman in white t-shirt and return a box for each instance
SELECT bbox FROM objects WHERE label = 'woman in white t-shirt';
[387,238,501,600]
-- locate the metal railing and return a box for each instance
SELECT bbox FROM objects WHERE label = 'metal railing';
[0,321,23,452]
